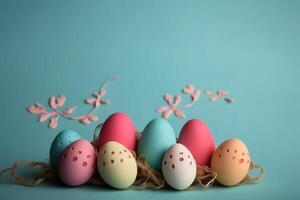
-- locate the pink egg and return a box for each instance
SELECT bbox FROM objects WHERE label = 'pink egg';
[58,139,96,186]
[177,119,215,166]
[98,112,137,151]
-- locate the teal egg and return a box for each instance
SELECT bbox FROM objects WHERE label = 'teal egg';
[137,118,176,171]
[49,129,81,168]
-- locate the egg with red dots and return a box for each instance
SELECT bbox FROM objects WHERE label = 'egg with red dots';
[97,141,137,189]
[211,138,251,186]
[58,139,96,186]
[162,143,196,190]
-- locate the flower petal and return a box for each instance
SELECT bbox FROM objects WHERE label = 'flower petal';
[155,106,169,113]
[210,95,219,102]
[80,117,90,124]
[174,109,186,118]
[95,100,101,108]
[164,93,173,105]
[62,107,77,115]
[49,116,58,128]
[192,90,201,101]
[88,114,98,122]
[85,98,96,104]
[100,99,109,104]
[49,97,57,109]
[174,95,181,105]
[27,103,45,114]
[56,95,66,107]
[217,90,228,97]
[162,109,173,119]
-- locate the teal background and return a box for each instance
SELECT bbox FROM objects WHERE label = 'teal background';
[0,0,299,199]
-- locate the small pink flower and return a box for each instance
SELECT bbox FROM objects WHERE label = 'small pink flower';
[156,94,186,119]
[85,90,109,108]
[205,90,234,103]
[26,75,117,129]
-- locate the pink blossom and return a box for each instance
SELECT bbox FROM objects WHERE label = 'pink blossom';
[27,76,117,129]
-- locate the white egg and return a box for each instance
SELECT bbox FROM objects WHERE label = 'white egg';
[162,143,196,190]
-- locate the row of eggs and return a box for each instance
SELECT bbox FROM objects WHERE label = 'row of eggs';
[50,113,252,190]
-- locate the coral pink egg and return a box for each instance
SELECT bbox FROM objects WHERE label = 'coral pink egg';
[58,139,96,186]
[98,113,137,151]
[178,119,215,166]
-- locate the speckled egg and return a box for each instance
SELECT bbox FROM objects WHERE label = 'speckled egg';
[49,129,81,168]
[97,141,137,189]
[211,138,251,186]
[138,118,176,171]
[162,143,196,190]
[58,139,96,186]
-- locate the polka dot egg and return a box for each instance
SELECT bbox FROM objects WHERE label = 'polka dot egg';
[49,129,81,168]
[97,141,137,189]
[162,143,196,190]
[58,139,96,186]
[211,138,251,186]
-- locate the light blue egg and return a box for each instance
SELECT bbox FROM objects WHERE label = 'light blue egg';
[137,118,176,171]
[49,129,81,168]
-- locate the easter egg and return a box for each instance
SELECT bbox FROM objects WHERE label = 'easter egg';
[58,139,96,186]
[49,129,81,168]
[138,118,176,171]
[97,141,137,189]
[211,138,251,186]
[98,112,136,151]
[162,144,196,190]
[178,119,215,166]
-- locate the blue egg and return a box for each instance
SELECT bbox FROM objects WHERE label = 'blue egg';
[137,118,176,171]
[49,129,81,168]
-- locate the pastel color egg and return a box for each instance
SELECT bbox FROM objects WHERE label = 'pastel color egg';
[98,112,137,151]
[178,119,215,166]
[58,139,96,186]
[138,118,176,171]
[49,129,81,168]
[211,138,251,186]
[97,141,137,189]
[162,143,196,190]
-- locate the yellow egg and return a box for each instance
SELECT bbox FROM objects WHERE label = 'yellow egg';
[97,141,137,189]
[211,138,251,186]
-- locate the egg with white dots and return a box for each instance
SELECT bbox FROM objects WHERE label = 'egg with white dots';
[162,143,196,190]
[211,138,251,186]
[49,129,81,168]
[97,141,137,189]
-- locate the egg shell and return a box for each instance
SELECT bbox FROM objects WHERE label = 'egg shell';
[138,118,176,171]
[162,143,196,190]
[98,112,136,151]
[58,139,96,186]
[49,129,81,168]
[178,119,215,166]
[211,138,251,186]
[97,141,137,189]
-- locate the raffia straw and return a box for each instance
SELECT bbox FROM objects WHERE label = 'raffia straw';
[133,156,165,189]
[92,123,103,149]
[194,165,217,188]
[0,160,56,186]
[242,161,264,184]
